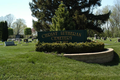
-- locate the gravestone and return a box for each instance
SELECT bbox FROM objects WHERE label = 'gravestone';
[16,35,20,41]
[0,43,3,45]
[104,37,107,40]
[24,39,28,43]
[16,35,20,38]
[94,34,97,40]
[18,39,22,44]
[118,39,120,42]
[5,41,17,46]
[28,39,32,42]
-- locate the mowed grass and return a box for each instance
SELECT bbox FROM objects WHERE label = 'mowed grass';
[0,38,120,80]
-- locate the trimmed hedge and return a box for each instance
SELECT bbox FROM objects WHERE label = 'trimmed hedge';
[36,42,104,54]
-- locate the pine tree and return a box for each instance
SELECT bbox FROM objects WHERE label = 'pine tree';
[29,0,111,32]
[50,1,75,31]
[0,21,8,41]
[73,10,87,30]
[0,23,2,40]
[32,20,50,31]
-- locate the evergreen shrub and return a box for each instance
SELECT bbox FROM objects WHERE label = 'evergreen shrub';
[36,42,104,54]
[0,21,8,41]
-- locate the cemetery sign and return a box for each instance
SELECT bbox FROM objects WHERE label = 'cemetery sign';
[38,30,87,43]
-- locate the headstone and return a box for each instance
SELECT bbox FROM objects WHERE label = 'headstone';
[94,34,97,40]
[103,37,107,40]
[97,36,99,39]
[32,38,34,41]
[24,39,28,43]
[18,39,22,44]
[20,39,22,41]
[28,39,32,42]
[28,36,32,39]
[16,35,20,38]
[12,38,15,41]
[118,39,120,42]
[4,41,17,46]
[0,43,3,45]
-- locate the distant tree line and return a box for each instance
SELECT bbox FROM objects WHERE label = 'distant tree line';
[0,14,28,36]
[0,21,32,41]
[93,0,120,37]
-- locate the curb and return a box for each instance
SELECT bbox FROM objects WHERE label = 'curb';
[62,48,114,63]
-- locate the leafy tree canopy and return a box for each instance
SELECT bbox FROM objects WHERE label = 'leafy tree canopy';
[24,28,32,35]
[8,28,13,36]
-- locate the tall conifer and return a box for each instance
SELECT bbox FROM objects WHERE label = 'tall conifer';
[50,1,75,31]
[29,0,111,32]
[0,21,8,41]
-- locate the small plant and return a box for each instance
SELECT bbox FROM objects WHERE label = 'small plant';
[60,53,64,57]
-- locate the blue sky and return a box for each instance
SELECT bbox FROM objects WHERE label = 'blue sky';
[0,0,115,28]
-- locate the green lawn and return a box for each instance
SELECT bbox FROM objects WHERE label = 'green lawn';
[0,38,120,80]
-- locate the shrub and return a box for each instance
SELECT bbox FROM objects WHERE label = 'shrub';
[36,42,104,54]
[8,28,13,36]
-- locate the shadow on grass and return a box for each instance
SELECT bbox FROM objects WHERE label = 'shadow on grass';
[101,51,120,66]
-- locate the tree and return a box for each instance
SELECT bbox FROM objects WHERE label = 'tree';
[24,28,32,38]
[50,1,75,31]
[109,0,120,37]
[5,14,15,28]
[24,28,32,35]
[73,10,87,30]
[12,19,27,35]
[8,28,13,36]
[29,0,111,32]
[95,5,112,37]
[0,21,8,41]
[102,6,111,37]
[32,20,49,31]
[98,1,120,37]
[0,23,2,40]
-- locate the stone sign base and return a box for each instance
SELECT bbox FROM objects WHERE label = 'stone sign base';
[61,48,114,63]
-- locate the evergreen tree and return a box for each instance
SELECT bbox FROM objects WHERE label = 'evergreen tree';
[0,23,2,40]
[32,20,50,31]
[8,28,13,36]
[73,10,87,30]
[29,0,111,32]
[50,1,75,31]
[24,28,32,38]
[0,21,8,41]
